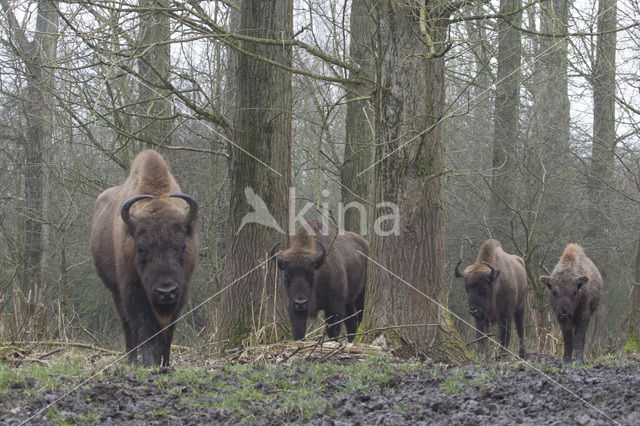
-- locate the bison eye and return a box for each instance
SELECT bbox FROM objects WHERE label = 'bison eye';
[552,290,558,297]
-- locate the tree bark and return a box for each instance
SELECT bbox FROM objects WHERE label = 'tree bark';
[489,0,522,244]
[588,0,617,353]
[138,0,172,148]
[341,0,375,235]
[361,0,468,361]
[0,1,58,301]
[217,0,292,346]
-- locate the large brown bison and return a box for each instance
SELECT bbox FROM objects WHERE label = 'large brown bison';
[91,150,198,366]
[455,239,527,357]
[271,219,368,341]
[540,244,603,364]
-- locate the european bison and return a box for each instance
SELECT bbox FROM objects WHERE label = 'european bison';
[455,239,527,357]
[271,219,368,341]
[91,150,198,366]
[540,244,603,364]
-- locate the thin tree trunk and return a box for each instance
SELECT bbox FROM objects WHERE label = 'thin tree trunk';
[0,1,58,309]
[217,0,292,346]
[489,0,522,244]
[361,1,468,361]
[341,0,375,235]
[138,0,172,148]
[588,0,617,353]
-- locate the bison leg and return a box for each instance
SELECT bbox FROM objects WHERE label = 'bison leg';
[573,321,587,364]
[355,289,365,325]
[560,323,574,363]
[123,321,138,364]
[344,303,359,342]
[498,317,511,358]
[515,308,526,358]
[124,287,162,366]
[475,320,487,355]
[159,325,175,367]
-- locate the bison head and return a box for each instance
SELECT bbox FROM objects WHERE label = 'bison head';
[540,272,588,322]
[121,194,198,311]
[271,239,326,340]
[455,260,500,323]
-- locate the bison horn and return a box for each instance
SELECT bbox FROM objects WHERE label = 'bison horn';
[269,241,282,258]
[121,195,154,229]
[314,240,326,269]
[454,260,464,278]
[170,193,198,225]
[481,261,496,282]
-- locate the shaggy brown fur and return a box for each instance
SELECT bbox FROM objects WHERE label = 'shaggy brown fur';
[274,219,368,341]
[540,244,603,364]
[90,150,198,366]
[455,239,528,357]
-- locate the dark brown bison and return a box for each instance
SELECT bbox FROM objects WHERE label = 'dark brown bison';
[271,219,368,341]
[540,244,603,364]
[455,239,527,357]
[90,150,198,366]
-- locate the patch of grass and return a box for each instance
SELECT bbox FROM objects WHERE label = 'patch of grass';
[440,370,466,395]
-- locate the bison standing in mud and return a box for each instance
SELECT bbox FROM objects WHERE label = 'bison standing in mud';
[540,244,603,364]
[455,239,527,357]
[271,220,368,341]
[91,150,198,366]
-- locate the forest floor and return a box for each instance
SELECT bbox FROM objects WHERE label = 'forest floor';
[0,342,639,425]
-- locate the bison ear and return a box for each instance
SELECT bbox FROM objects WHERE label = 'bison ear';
[314,240,326,269]
[577,275,589,290]
[454,261,464,279]
[277,257,287,271]
[540,275,552,290]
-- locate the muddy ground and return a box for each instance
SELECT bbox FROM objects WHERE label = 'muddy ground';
[1,353,638,425]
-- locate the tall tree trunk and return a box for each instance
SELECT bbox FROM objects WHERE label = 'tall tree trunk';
[527,0,571,350]
[588,0,617,353]
[1,0,57,297]
[489,0,522,244]
[217,0,292,346]
[361,0,468,361]
[138,0,172,148]
[341,0,375,235]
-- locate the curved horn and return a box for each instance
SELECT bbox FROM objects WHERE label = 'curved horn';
[269,241,282,258]
[121,195,153,229]
[314,239,326,269]
[454,260,464,278]
[481,261,496,281]
[170,193,198,225]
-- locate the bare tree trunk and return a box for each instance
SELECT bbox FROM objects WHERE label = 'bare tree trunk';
[1,0,57,297]
[527,0,571,349]
[586,0,617,353]
[138,0,172,148]
[361,0,468,361]
[217,0,292,347]
[489,0,522,244]
[341,0,375,235]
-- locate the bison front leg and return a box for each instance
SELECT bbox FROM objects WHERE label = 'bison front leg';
[573,321,587,364]
[344,303,359,342]
[159,325,175,367]
[515,308,526,358]
[498,317,511,358]
[125,288,162,366]
[560,322,574,363]
[475,319,488,356]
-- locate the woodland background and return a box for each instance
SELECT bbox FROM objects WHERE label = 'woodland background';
[0,0,638,361]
